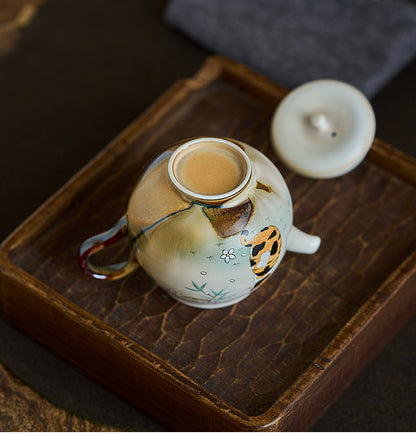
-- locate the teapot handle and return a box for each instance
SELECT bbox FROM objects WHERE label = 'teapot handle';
[79,215,139,280]
[287,225,321,254]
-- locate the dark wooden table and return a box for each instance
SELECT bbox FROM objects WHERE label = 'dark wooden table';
[0,0,415,431]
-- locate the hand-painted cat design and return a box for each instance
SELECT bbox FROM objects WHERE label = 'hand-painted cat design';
[240,225,282,280]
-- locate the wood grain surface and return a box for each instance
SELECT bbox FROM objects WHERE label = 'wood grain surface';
[1,56,415,431]
[0,361,113,431]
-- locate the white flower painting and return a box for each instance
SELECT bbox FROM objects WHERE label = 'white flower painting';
[220,248,236,264]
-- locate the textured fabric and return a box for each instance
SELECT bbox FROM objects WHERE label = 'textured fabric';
[165,0,416,97]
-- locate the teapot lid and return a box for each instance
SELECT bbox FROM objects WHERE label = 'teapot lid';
[271,80,376,178]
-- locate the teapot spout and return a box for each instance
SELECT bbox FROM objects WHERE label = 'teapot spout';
[287,226,321,254]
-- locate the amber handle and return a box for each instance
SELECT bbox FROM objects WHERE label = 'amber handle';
[79,215,138,280]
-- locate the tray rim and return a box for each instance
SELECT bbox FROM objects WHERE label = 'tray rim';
[1,56,415,431]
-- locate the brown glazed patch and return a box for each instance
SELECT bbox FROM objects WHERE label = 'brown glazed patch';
[256,181,272,193]
[203,199,253,238]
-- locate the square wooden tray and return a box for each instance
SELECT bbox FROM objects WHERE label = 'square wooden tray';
[1,56,415,431]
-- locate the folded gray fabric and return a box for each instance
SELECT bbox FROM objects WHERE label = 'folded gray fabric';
[165,0,416,98]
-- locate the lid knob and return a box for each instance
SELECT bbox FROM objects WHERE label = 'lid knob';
[309,113,330,132]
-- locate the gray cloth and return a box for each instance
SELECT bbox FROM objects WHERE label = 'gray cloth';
[164,0,416,98]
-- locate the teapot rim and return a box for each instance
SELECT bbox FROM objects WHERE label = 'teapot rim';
[167,137,252,203]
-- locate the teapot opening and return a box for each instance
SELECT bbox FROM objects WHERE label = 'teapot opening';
[168,137,252,203]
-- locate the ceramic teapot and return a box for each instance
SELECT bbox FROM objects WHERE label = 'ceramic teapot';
[79,137,320,308]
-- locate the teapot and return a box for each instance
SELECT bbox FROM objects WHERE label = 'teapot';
[79,137,320,308]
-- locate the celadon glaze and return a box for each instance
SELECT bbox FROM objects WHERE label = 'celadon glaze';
[80,137,320,309]
[271,80,376,178]
[127,138,295,308]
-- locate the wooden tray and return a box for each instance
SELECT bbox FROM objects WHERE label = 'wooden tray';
[0,56,415,431]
